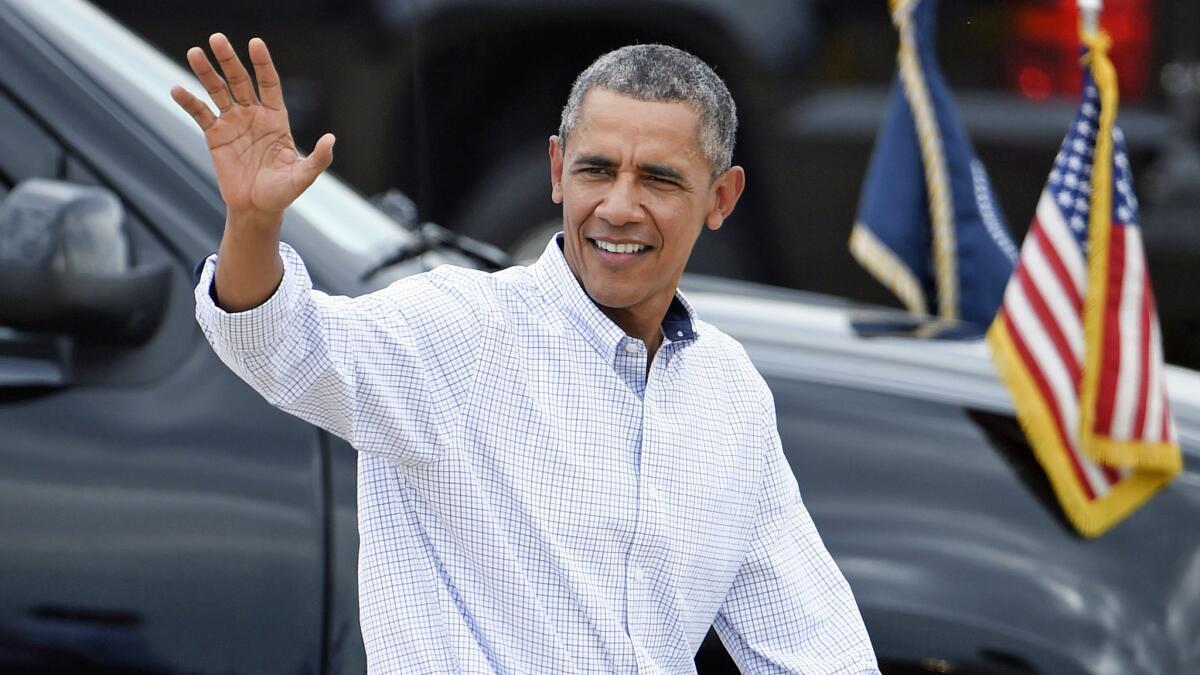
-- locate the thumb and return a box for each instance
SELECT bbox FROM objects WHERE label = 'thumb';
[295,133,336,190]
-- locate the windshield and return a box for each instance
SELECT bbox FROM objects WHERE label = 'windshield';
[10,0,414,266]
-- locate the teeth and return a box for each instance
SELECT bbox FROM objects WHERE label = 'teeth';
[594,239,646,254]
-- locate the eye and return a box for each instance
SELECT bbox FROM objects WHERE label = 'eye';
[575,167,610,176]
[646,176,680,188]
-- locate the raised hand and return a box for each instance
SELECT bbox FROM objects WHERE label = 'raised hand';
[170,34,334,222]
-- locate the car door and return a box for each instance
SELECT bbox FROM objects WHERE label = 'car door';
[764,367,1200,675]
[0,13,329,675]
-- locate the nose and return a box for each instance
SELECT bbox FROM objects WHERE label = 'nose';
[594,174,644,226]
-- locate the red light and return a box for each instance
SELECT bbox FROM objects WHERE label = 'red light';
[1007,0,1150,101]
[1018,66,1054,100]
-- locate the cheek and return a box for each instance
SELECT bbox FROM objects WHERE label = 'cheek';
[561,185,599,225]
[562,203,590,234]
[646,199,703,244]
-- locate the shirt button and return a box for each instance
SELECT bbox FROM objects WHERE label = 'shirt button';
[631,566,644,582]
[624,342,638,353]
[645,485,658,501]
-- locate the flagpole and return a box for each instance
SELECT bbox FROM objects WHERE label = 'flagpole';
[1079,0,1101,35]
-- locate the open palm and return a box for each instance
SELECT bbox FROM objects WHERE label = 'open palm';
[170,34,333,218]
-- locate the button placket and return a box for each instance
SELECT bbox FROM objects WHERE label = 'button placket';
[616,338,648,397]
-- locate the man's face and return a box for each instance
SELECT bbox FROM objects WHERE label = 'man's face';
[549,89,744,323]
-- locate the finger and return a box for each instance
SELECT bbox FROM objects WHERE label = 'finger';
[209,32,258,106]
[295,133,336,190]
[248,38,285,111]
[186,46,232,112]
[170,85,217,131]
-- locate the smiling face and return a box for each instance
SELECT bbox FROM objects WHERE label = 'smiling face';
[549,89,744,341]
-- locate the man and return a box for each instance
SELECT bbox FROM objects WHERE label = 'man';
[173,33,878,674]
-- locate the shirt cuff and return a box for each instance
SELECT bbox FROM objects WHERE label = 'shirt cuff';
[193,241,311,354]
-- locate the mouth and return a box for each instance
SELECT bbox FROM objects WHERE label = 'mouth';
[588,237,652,257]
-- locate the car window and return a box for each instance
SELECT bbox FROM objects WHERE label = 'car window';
[0,86,193,384]
[0,89,62,348]
[0,91,63,186]
[8,0,413,267]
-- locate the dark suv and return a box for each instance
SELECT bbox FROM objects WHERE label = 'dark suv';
[2,1,1199,674]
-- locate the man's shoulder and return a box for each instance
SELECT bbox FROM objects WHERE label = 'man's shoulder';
[686,317,768,386]
[691,318,752,364]
[686,317,777,422]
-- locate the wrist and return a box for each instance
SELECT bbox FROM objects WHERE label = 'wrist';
[226,208,284,233]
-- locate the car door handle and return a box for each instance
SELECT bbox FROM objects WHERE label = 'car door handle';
[0,334,69,388]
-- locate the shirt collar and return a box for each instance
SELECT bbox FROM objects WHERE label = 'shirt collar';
[531,233,698,365]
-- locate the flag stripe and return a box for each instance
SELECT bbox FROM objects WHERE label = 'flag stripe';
[1147,282,1169,443]
[1035,191,1087,297]
[1015,262,1081,389]
[1023,229,1084,361]
[1094,225,1126,436]
[1131,262,1153,439]
[1146,312,1166,442]
[1006,280,1081,436]
[1004,282,1113,494]
[1001,312,1101,500]
[1111,226,1145,440]
[1156,381,1166,444]
[1030,218,1084,315]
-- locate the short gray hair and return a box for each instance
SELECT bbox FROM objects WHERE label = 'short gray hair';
[558,44,737,175]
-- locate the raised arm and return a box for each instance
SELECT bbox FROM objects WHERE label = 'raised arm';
[171,33,334,312]
[177,35,485,467]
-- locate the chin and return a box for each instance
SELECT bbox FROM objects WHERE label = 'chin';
[581,276,644,310]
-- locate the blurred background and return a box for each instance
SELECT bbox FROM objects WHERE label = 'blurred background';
[92,0,1200,367]
[3,3,1198,673]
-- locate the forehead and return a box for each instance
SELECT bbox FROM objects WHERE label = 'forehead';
[570,89,705,167]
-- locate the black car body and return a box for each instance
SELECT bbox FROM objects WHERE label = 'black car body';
[2,1,1199,674]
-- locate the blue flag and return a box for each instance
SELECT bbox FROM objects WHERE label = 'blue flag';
[851,0,1017,325]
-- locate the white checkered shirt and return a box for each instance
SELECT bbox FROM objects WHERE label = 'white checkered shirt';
[194,235,878,674]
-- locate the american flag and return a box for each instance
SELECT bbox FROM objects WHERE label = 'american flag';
[987,35,1182,537]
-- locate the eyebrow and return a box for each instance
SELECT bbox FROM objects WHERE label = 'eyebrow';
[572,154,689,184]
[640,163,685,182]
[573,154,618,169]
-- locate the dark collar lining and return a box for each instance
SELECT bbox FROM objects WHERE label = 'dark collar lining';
[551,234,697,344]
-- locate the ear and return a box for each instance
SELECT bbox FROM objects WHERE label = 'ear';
[549,135,565,205]
[704,165,746,231]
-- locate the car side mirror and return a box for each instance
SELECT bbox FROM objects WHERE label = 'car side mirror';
[0,178,170,344]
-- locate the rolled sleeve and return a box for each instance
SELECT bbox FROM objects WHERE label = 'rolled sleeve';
[194,241,309,355]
